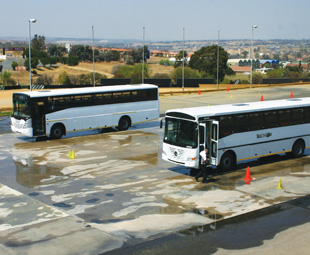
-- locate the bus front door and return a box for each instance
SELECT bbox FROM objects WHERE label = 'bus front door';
[32,101,46,136]
[199,120,219,166]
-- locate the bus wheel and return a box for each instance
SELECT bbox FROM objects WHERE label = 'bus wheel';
[51,124,64,139]
[292,140,304,158]
[220,152,235,171]
[118,116,131,131]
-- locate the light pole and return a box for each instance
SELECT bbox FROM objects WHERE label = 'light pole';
[92,26,95,87]
[29,18,37,91]
[142,27,145,84]
[250,25,258,88]
[217,30,220,90]
[182,28,185,91]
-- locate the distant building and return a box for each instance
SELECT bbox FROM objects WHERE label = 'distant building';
[2,47,25,58]
[259,59,279,68]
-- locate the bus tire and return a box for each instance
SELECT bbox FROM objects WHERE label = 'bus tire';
[220,151,235,171]
[292,140,304,158]
[51,124,65,139]
[118,116,131,131]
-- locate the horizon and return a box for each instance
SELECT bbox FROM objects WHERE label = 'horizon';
[1,0,310,42]
[2,36,310,44]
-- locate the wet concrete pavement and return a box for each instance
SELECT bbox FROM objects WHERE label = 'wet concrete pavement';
[1,85,310,254]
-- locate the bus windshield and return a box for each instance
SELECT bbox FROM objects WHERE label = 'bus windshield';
[13,99,31,119]
[164,118,198,148]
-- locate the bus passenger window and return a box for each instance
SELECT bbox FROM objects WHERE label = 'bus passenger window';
[304,107,310,123]
[278,109,291,126]
[264,111,277,129]
[234,114,249,133]
[219,116,232,138]
[292,108,304,125]
[249,112,264,130]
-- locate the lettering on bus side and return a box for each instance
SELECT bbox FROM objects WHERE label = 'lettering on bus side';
[256,132,272,139]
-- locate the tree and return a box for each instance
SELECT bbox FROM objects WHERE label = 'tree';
[241,50,249,58]
[47,45,67,57]
[57,71,71,85]
[188,45,228,82]
[174,50,188,68]
[66,56,79,66]
[130,46,149,63]
[24,57,39,70]
[1,71,11,85]
[103,50,120,62]
[225,66,236,76]
[40,57,50,67]
[11,61,18,70]
[32,34,45,50]
[69,45,98,62]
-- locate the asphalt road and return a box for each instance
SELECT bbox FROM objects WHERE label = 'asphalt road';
[1,84,310,254]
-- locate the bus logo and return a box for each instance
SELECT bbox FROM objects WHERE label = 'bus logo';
[257,132,272,139]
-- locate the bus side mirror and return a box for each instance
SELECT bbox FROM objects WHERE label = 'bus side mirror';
[160,119,164,129]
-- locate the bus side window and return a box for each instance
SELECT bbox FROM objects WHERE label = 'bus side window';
[278,109,291,126]
[249,112,264,130]
[304,107,310,123]
[264,111,278,129]
[219,116,232,138]
[292,108,304,125]
[234,114,249,133]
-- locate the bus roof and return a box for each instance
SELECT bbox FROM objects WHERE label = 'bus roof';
[13,84,157,98]
[166,97,310,120]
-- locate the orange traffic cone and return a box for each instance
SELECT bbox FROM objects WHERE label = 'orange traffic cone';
[243,166,253,184]
[198,89,201,95]
[227,86,229,92]
[260,95,264,101]
[290,92,293,98]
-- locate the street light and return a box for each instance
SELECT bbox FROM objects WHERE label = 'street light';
[29,18,37,91]
[142,27,145,84]
[92,26,95,87]
[250,25,258,89]
[182,28,185,91]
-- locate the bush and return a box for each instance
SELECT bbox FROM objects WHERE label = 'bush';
[159,59,173,66]
[252,72,264,84]
[151,73,170,79]
[11,61,18,70]
[170,66,201,83]
[57,71,71,85]
[113,64,150,83]
[35,75,53,85]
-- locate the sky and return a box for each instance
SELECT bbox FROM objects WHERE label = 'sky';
[2,0,310,42]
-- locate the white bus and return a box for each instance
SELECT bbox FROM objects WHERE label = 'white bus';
[162,97,310,171]
[11,84,159,139]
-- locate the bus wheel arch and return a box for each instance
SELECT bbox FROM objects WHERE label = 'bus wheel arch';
[292,139,305,158]
[50,123,66,139]
[219,151,236,171]
[118,116,131,131]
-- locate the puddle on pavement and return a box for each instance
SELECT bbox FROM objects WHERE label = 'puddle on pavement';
[1,117,310,242]
[11,131,159,187]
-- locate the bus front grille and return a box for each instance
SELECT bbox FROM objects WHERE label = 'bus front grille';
[167,147,186,161]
